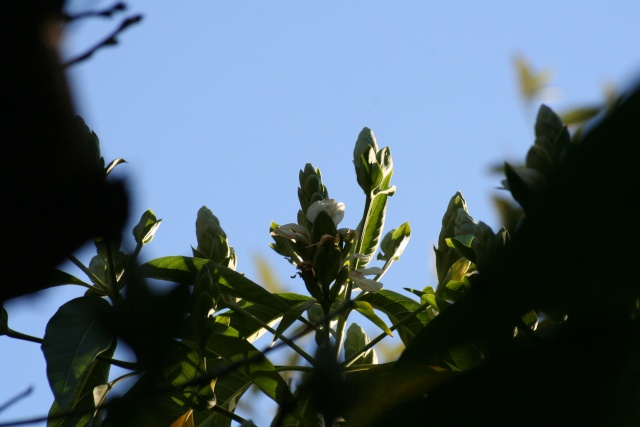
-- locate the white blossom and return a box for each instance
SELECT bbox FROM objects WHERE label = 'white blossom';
[306,199,345,226]
[349,267,384,292]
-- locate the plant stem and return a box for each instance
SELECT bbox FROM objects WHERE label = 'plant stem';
[104,237,120,302]
[224,300,316,366]
[6,329,43,344]
[99,356,139,371]
[69,254,108,290]
[274,365,315,373]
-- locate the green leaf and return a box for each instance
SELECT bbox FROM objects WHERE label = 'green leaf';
[49,269,93,288]
[344,323,377,366]
[514,56,552,101]
[405,286,450,314]
[272,300,316,345]
[313,238,342,290]
[163,341,216,410]
[353,301,392,337]
[377,222,411,262]
[310,210,337,244]
[132,209,162,246]
[448,344,482,371]
[48,340,116,427]
[139,257,291,313]
[194,362,250,427]
[271,391,322,427]
[446,235,477,263]
[41,297,115,420]
[357,179,395,269]
[218,293,314,344]
[104,373,190,427]
[205,334,297,414]
[358,290,429,346]
[560,106,601,126]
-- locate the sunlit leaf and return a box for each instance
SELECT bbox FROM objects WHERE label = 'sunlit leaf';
[344,323,377,365]
[560,106,601,126]
[358,290,429,346]
[353,301,392,337]
[139,257,291,312]
[171,410,195,427]
[514,56,552,101]
[357,181,394,269]
[132,209,162,246]
[205,334,299,419]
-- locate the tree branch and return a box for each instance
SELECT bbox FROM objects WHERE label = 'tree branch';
[63,15,143,68]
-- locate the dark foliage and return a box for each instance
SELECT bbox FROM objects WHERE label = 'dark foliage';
[0,1,129,302]
[390,83,640,425]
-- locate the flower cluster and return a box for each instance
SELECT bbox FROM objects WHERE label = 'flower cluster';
[270,128,411,307]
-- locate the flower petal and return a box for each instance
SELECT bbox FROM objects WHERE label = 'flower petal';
[349,270,383,292]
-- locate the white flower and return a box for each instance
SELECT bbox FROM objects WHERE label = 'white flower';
[306,199,345,226]
[349,267,384,292]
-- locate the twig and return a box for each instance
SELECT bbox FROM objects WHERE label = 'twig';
[63,2,127,22]
[0,387,33,414]
[63,15,143,68]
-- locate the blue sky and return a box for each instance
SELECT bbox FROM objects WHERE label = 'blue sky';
[2,2,640,426]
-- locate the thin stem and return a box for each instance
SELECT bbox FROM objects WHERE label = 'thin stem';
[224,300,316,366]
[98,356,139,371]
[103,238,120,302]
[274,365,315,373]
[6,329,43,344]
[63,2,127,22]
[5,328,138,370]
[332,291,352,361]
[195,402,249,426]
[0,387,32,414]
[342,300,431,368]
[63,15,143,68]
[333,195,372,360]
[68,254,108,289]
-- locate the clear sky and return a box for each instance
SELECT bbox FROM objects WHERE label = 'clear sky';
[2,1,640,426]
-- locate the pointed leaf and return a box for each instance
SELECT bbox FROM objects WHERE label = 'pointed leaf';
[344,323,377,366]
[357,183,394,269]
[49,269,93,288]
[171,410,195,427]
[139,257,291,312]
[205,334,298,415]
[132,209,162,246]
[42,297,115,417]
[353,301,392,337]
[357,290,429,346]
